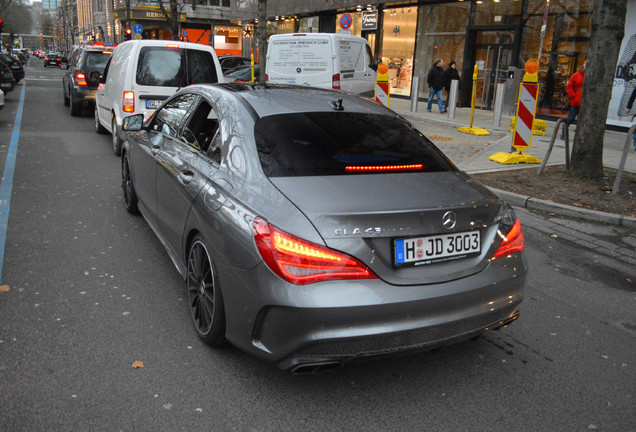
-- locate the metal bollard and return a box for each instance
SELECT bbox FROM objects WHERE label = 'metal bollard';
[492,83,505,128]
[448,79,459,119]
[612,123,636,194]
[410,76,420,113]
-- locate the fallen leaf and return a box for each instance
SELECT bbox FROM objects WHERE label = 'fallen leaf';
[0,285,9,292]
[132,361,144,369]
[551,234,558,238]
[627,278,633,283]
[573,202,584,207]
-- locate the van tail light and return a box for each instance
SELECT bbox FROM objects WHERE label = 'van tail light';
[332,73,341,90]
[265,73,269,82]
[98,83,104,91]
[492,218,524,260]
[123,91,135,113]
[75,72,87,86]
[253,218,377,285]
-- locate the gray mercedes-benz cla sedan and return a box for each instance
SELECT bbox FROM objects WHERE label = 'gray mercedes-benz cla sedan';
[120,83,527,373]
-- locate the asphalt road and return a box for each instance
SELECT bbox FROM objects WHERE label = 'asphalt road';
[0,57,635,431]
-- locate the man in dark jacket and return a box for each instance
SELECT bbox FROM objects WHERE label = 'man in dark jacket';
[427,59,446,113]
[443,60,461,110]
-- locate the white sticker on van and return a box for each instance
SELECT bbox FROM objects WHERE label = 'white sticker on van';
[339,41,364,73]
[269,39,329,72]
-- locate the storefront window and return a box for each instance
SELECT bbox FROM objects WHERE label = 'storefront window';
[381,6,418,96]
[475,0,522,26]
[522,0,592,112]
[413,2,470,99]
[298,17,320,33]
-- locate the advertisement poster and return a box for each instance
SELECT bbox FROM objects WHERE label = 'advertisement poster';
[609,0,636,126]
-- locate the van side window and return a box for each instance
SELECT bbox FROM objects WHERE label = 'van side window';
[366,45,375,69]
[186,50,219,84]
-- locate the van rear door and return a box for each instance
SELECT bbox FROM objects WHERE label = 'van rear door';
[337,38,376,96]
[266,35,335,88]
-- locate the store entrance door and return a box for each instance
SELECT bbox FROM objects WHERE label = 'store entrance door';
[463,27,517,109]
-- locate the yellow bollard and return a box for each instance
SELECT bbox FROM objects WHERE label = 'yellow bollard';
[458,64,489,136]
[250,53,255,83]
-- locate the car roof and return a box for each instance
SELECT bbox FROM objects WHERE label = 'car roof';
[187,83,392,119]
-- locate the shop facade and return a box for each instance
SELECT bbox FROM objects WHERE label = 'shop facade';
[256,0,631,120]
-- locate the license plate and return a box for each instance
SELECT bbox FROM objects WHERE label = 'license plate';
[0,83,11,88]
[394,230,481,267]
[146,99,162,109]
[11,66,19,69]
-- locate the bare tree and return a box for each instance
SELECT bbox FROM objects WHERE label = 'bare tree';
[256,0,267,83]
[156,0,182,41]
[570,0,627,180]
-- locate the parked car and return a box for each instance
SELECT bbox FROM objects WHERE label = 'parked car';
[266,33,378,96]
[0,53,25,83]
[62,46,112,116]
[0,62,16,94]
[218,55,251,73]
[44,51,63,67]
[224,64,259,82]
[119,83,527,373]
[0,88,5,110]
[95,39,224,156]
[38,50,47,59]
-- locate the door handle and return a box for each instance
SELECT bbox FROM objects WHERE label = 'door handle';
[178,170,194,184]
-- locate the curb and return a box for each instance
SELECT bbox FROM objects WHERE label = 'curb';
[487,187,636,228]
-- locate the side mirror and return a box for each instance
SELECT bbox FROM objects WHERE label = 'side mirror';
[122,114,144,132]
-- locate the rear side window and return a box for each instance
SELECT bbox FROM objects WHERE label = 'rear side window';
[136,47,218,87]
[83,52,111,70]
[255,112,454,177]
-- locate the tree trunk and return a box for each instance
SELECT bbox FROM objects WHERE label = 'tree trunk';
[570,0,626,179]
[257,0,267,84]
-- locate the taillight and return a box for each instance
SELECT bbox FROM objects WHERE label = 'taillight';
[167,44,179,49]
[98,83,104,91]
[75,72,87,86]
[345,164,424,173]
[265,73,269,82]
[253,218,377,285]
[123,91,134,113]
[492,218,524,260]
[332,73,341,90]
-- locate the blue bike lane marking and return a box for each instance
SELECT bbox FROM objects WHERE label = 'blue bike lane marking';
[0,84,27,284]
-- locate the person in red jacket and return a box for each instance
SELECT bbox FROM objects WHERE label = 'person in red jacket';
[561,60,586,139]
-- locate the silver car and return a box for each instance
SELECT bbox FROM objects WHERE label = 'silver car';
[121,83,527,373]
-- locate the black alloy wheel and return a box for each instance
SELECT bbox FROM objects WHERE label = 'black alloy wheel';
[94,106,106,134]
[111,116,122,156]
[121,154,139,214]
[187,237,226,346]
[69,91,81,116]
[63,86,70,106]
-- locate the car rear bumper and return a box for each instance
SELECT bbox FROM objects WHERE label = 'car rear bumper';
[72,87,98,107]
[0,79,16,92]
[218,253,527,372]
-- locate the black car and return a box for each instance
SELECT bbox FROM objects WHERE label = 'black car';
[224,64,259,82]
[0,54,25,83]
[218,55,251,73]
[44,51,63,67]
[62,46,112,116]
[0,62,16,94]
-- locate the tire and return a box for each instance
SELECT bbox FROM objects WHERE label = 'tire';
[63,87,70,106]
[111,116,122,156]
[121,154,139,215]
[187,237,226,346]
[94,106,107,134]
[69,91,81,116]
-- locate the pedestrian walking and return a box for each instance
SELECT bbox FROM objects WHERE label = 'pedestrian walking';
[443,60,461,110]
[562,60,586,139]
[427,59,446,113]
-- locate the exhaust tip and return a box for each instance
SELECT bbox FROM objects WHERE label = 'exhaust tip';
[290,361,342,375]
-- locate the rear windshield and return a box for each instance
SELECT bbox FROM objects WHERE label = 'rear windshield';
[136,47,218,87]
[83,52,110,70]
[255,112,454,177]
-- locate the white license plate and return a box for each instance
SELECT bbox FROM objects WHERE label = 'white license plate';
[394,230,481,267]
[0,83,11,88]
[146,99,162,109]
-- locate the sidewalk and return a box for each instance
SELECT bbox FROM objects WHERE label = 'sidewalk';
[388,96,636,227]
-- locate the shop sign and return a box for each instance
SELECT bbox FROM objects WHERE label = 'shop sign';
[362,11,378,31]
[113,8,186,22]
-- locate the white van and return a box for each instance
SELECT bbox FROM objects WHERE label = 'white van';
[266,33,377,95]
[95,39,224,155]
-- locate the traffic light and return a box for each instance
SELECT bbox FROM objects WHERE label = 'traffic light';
[124,28,132,40]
